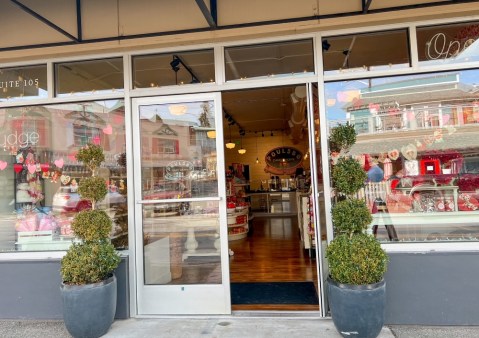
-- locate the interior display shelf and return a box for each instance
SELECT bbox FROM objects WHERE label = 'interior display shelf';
[228,231,248,241]
[228,222,247,228]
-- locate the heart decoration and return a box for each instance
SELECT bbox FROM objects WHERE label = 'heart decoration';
[27,164,36,174]
[401,144,418,161]
[0,161,7,170]
[92,136,101,145]
[68,153,77,162]
[14,163,23,173]
[60,175,71,185]
[103,124,113,135]
[387,149,400,161]
[54,158,64,168]
[40,163,49,172]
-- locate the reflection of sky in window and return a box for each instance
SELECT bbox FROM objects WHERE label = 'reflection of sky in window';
[139,101,215,127]
[325,69,479,121]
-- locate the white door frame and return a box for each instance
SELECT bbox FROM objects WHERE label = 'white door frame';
[131,92,231,315]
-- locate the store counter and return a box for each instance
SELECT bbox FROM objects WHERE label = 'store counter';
[247,191,298,215]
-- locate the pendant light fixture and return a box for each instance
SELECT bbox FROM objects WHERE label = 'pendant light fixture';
[226,124,235,149]
[238,134,246,154]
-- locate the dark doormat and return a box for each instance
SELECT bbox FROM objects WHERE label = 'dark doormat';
[230,282,319,305]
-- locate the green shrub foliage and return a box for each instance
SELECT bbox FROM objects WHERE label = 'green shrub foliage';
[61,144,120,285]
[328,123,356,153]
[332,198,372,236]
[76,144,105,173]
[71,210,112,242]
[61,241,121,285]
[327,124,389,285]
[326,234,388,285]
[332,157,367,195]
[78,176,108,203]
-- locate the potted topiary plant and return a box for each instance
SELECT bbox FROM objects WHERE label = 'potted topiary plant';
[60,143,121,338]
[326,123,389,338]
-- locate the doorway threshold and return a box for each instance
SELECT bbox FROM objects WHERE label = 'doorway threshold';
[232,310,322,318]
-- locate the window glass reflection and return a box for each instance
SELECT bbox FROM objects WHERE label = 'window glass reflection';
[322,30,410,75]
[225,39,314,81]
[132,49,215,88]
[325,70,479,242]
[142,201,221,285]
[0,65,48,102]
[55,58,124,96]
[0,100,128,252]
[139,100,218,200]
[417,21,479,65]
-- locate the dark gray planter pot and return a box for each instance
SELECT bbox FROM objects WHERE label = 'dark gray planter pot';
[328,277,386,338]
[61,275,117,338]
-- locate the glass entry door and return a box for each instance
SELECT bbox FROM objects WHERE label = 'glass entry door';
[132,93,231,315]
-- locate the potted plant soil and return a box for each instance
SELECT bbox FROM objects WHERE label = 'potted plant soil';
[326,123,389,338]
[60,144,121,338]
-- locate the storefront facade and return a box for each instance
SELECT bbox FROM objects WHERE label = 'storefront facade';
[1,1,479,324]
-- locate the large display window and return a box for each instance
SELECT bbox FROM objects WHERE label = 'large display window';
[325,69,479,242]
[0,100,128,252]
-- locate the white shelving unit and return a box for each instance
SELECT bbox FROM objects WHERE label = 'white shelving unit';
[227,209,249,241]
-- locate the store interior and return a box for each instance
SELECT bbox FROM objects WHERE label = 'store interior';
[222,85,322,311]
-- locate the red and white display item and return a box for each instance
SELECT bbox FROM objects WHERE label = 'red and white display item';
[227,208,249,241]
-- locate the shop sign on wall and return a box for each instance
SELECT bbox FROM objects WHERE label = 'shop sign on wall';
[264,146,303,175]
[165,160,194,180]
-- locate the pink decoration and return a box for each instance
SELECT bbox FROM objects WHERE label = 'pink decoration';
[92,136,101,145]
[54,158,64,168]
[383,158,392,180]
[0,161,7,170]
[102,124,113,135]
[27,164,36,174]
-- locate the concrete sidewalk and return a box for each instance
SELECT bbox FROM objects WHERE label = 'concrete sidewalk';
[2,318,479,337]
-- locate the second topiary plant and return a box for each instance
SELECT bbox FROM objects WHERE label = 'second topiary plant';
[60,143,121,338]
[326,123,389,338]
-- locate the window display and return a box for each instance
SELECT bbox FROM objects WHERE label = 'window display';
[0,100,127,252]
[325,69,479,242]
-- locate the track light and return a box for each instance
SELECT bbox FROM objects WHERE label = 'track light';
[322,39,331,51]
[170,57,181,72]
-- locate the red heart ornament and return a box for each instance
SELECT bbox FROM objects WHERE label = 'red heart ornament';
[14,163,23,173]
[40,163,49,172]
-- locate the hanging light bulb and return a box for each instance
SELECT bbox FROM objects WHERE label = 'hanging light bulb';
[226,124,235,149]
[238,134,246,154]
[255,132,260,164]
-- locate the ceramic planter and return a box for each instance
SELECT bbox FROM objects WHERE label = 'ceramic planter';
[328,277,386,338]
[61,275,117,338]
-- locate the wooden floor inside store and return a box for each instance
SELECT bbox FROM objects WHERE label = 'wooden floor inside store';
[229,215,319,311]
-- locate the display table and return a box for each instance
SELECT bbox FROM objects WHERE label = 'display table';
[395,185,459,211]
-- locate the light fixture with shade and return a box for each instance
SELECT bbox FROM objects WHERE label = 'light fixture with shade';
[238,135,246,154]
[207,130,216,138]
[226,124,235,149]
